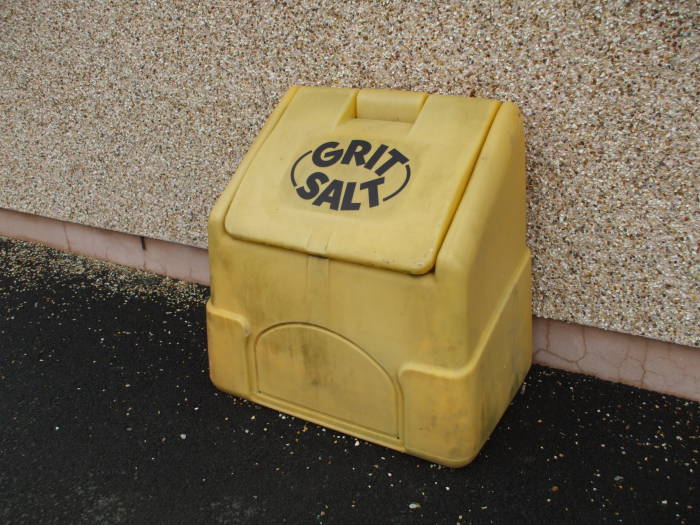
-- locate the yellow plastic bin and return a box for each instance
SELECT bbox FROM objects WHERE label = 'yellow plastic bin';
[206,86,531,467]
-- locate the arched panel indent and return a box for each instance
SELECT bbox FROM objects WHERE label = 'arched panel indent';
[255,324,397,436]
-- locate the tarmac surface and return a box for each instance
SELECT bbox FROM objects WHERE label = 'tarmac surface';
[1,237,698,524]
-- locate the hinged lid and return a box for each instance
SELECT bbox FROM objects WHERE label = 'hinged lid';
[224,86,500,274]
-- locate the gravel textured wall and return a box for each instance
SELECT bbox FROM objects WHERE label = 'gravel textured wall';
[1,1,698,346]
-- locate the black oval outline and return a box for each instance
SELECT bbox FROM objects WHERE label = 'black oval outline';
[382,164,411,202]
[290,150,312,187]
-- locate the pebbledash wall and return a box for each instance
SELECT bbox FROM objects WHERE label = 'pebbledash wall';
[1,2,698,398]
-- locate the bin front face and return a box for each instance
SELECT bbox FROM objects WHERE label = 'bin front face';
[207,86,531,466]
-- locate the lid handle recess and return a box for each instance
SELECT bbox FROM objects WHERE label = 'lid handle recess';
[355,88,427,123]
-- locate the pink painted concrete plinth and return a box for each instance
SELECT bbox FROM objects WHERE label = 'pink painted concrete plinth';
[1,208,209,285]
[533,318,700,401]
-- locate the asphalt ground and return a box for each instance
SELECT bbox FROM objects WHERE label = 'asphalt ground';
[1,237,698,524]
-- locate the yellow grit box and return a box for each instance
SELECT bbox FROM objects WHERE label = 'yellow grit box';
[206,86,531,467]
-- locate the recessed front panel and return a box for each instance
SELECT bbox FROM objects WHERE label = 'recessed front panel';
[255,323,398,437]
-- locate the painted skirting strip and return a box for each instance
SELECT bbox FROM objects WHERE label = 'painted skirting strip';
[0,208,209,285]
[534,318,699,402]
[2,207,698,401]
